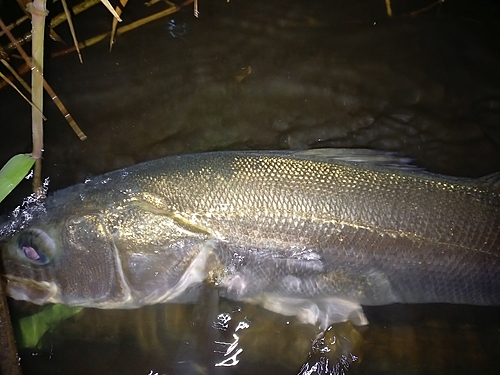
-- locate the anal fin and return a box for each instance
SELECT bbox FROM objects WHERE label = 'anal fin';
[245,294,368,329]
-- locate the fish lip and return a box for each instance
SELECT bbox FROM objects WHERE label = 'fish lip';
[4,275,60,305]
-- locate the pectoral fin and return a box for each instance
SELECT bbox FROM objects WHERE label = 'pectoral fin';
[142,240,218,305]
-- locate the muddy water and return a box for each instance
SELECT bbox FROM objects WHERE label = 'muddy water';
[0,0,499,374]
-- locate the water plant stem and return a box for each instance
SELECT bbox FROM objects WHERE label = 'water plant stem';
[27,0,48,193]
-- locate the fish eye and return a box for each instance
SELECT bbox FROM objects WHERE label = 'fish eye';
[16,228,56,266]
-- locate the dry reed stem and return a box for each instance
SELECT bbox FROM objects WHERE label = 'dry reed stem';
[406,0,446,17]
[53,0,192,57]
[27,0,47,192]
[0,14,29,38]
[100,0,122,21]
[109,0,128,52]
[2,0,102,52]
[61,0,83,63]
[0,19,87,142]
[1,58,31,92]
[51,0,103,28]
[385,0,393,17]
[0,68,46,119]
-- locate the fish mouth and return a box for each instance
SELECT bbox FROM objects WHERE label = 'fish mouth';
[4,275,60,305]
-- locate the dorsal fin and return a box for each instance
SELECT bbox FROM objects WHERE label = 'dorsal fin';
[476,171,500,192]
[288,148,500,186]
[290,148,422,173]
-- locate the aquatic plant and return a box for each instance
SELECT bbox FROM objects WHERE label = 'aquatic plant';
[0,154,35,203]
[18,304,84,348]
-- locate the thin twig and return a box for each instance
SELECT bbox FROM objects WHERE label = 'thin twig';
[3,0,102,53]
[1,58,31,92]
[0,14,29,37]
[109,0,128,52]
[51,0,102,28]
[61,0,83,63]
[385,0,393,17]
[0,68,46,119]
[405,0,446,17]
[53,0,192,57]
[100,0,123,21]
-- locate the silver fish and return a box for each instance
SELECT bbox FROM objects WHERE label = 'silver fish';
[1,149,499,328]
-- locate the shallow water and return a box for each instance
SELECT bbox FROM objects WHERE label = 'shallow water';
[0,0,499,374]
[11,299,500,375]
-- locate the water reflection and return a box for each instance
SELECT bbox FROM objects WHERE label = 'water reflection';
[11,299,500,375]
[213,313,248,367]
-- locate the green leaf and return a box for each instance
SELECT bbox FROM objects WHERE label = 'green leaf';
[18,304,84,348]
[0,154,35,203]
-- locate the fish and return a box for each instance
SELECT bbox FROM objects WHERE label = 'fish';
[1,149,499,329]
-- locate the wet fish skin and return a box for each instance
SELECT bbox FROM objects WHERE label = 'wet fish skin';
[1,149,499,328]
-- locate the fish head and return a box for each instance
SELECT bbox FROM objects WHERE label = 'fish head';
[1,188,214,309]
[0,209,130,307]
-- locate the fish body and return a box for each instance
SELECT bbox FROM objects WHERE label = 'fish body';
[1,149,499,327]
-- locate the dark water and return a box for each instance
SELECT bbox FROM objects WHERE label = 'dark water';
[10,300,500,375]
[0,0,499,374]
